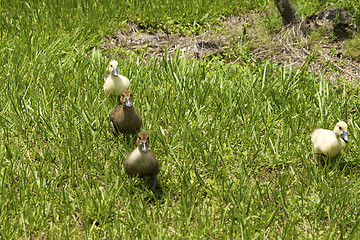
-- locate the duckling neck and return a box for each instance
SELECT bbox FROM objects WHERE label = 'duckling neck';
[111,74,119,79]
[123,106,135,113]
[135,148,153,160]
[111,74,125,83]
[335,134,342,142]
[127,148,151,164]
[137,147,150,155]
[338,136,345,145]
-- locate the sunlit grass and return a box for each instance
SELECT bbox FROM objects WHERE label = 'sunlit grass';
[1,0,360,239]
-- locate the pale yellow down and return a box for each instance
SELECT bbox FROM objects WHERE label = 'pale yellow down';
[103,60,130,96]
[311,121,349,158]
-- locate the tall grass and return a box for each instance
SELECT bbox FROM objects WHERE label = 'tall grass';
[1,46,360,238]
[0,0,267,39]
[1,0,360,238]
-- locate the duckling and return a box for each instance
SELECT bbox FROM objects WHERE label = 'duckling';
[109,90,142,136]
[311,121,349,160]
[104,60,130,96]
[124,131,159,193]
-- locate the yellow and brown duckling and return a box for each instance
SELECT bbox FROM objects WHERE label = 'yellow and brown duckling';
[311,121,349,161]
[109,90,142,136]
[124,131,159,193]
[104,60,130,96]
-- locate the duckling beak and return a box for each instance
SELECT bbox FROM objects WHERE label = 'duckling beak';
[112,67,119,77]
[124,98,133,108]
[341,131,349,143]
[140,142,149,152]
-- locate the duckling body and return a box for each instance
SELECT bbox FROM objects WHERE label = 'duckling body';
[124,131,159,193]
[311,121,349,158]
[109,90,142,136]
[104,60,130,96]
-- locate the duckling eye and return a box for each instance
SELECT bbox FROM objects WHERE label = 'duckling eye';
[339,127,342,130]
[110,65,113,68]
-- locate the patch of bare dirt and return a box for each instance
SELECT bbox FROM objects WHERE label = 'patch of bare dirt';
[302,8,356,39]
[101,22,227,59]
[251,8,359,82]
[102,9,360,82]
[250,25,360,82]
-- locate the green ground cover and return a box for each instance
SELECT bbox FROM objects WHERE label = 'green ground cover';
[1,0,360,238]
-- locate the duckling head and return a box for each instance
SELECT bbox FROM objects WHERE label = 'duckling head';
[334,121,349,143]
[119,90,133,108]
[137,131,150,153]
[109,60,119,77]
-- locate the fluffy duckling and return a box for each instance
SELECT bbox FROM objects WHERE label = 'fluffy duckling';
[311,121,349,159]
[109,90,142,136]
[104,60,130,96]
[124,131,159,193]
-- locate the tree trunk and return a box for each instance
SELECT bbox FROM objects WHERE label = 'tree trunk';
[274,0,300,26]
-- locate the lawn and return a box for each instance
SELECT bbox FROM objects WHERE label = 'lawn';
[1,0,360,238]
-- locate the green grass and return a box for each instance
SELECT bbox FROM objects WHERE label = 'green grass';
[0,0,266,38]
[344,34,360,61]
[294,0,360,20]
[1,0,360,239]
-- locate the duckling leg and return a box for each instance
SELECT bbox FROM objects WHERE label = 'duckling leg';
[150,175,157,193]
[110,121,118,137]
[315,153,326,167]
[315,153,332,167]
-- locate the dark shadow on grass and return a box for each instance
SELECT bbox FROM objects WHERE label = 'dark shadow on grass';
[123,175,164,204]
[315,154,360,172]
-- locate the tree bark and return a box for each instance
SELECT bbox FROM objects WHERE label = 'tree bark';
[274,0,300,26]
